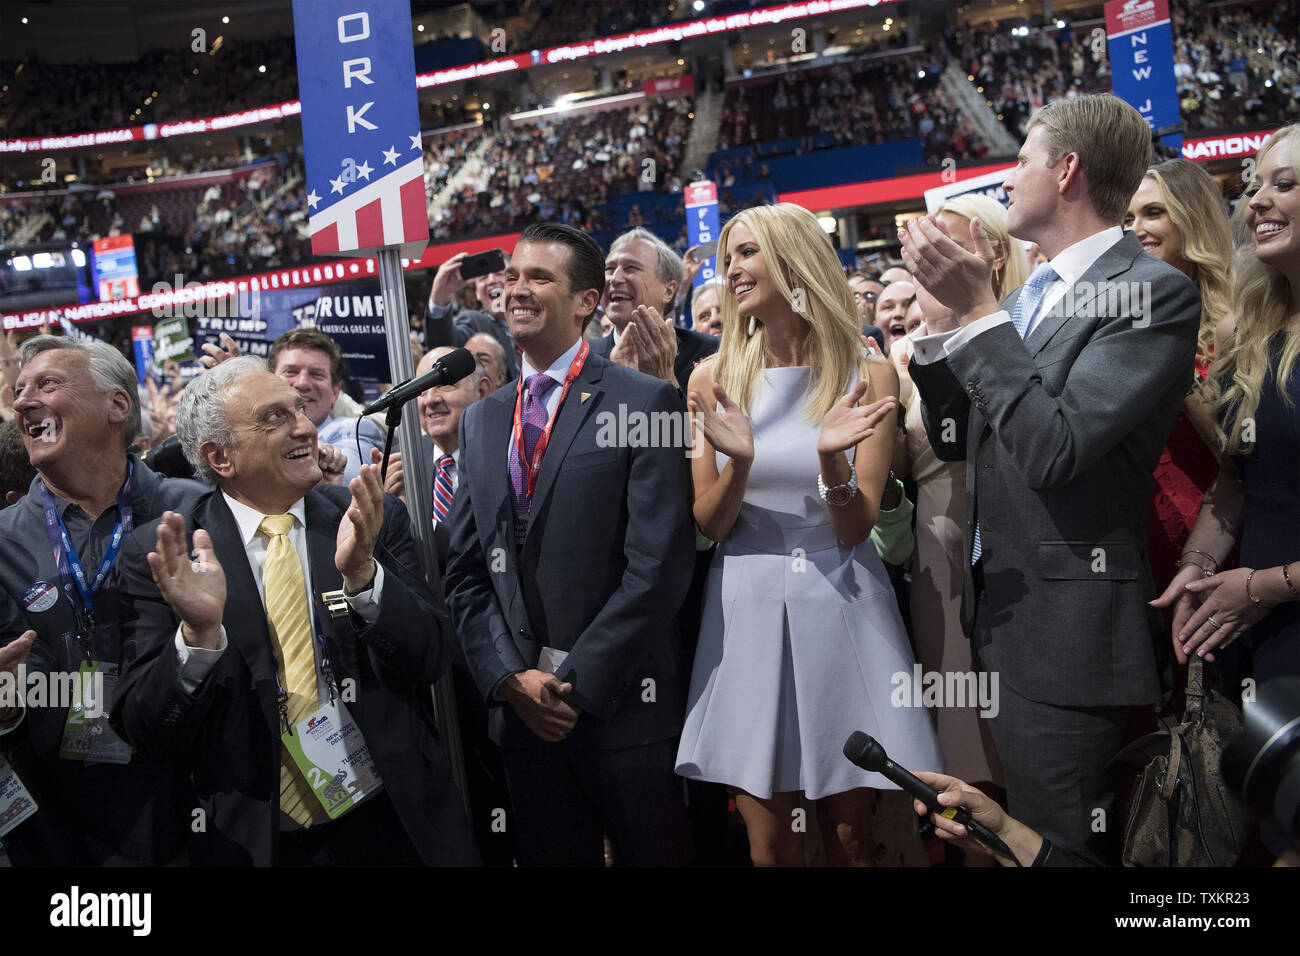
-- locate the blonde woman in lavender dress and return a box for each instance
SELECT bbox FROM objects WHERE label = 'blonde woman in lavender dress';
[675,204,943,866]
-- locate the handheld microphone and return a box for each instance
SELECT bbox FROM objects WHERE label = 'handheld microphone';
[842,731,1020,864]
[362,348,477,415]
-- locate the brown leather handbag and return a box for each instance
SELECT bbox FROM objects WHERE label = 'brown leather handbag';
[1116,658,1254,867]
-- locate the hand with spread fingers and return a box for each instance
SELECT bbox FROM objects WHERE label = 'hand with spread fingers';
[336,462,384,593]
[689,382,753,464]
[148,511,226,650]
[898,215,1000,325]
[198,333,243,370]
[1175,567,1271,663]
[817,380,897,456]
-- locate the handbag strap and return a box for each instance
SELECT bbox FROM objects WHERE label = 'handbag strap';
[1160,730,1183,800]
[1184,656,1206,721]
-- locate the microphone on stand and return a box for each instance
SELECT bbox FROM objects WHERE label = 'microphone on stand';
[363,348,477,415]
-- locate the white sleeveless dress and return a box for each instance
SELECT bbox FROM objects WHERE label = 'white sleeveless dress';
[675,365,944,800]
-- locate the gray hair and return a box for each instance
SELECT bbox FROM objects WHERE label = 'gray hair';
[19,335,141,448]
[175,355,266,483]
[691,276,727,316]
[610,228,684,314]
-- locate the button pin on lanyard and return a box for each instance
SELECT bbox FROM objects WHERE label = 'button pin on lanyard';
[39,461,134,658]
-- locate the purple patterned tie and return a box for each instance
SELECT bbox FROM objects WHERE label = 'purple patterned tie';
[509,372,559,522]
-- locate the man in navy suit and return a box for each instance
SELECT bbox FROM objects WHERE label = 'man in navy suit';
[590,227,718,390]
[445,222,696,865]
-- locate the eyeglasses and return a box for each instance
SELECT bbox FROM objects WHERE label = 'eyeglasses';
[852,291,878,303]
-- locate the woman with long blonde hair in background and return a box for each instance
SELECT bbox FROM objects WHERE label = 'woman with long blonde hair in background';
[675,203,942,866]
[1153,126,1300,723]
[1125,158,1235,593]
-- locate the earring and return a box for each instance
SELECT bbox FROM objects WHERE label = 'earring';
[747,315,757,336]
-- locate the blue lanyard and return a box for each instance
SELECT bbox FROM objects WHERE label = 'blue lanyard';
[39,460,134,634]
[275,628,337,736]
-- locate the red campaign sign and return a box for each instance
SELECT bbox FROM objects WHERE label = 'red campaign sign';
[642,75,694,96]
[1105,0,1169,35]
[684,182,717,206]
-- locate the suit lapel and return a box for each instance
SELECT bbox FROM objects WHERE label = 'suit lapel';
[477,388,516,541]
[1024,232,1138,356]
[526,356,605,524]
[202,495,278,690]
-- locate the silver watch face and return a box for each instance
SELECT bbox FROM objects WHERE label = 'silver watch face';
[826,484,854,507]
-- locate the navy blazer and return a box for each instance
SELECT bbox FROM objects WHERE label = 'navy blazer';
[445,350,695,750]
[111,485,478,865]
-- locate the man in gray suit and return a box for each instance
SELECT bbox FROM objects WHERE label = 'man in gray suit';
[899,94,1200,864]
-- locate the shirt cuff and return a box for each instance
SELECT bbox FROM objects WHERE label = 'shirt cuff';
[344,562,384,625]
[175,625,229,695]
[427,302,454,320]
[911,311,1011,363]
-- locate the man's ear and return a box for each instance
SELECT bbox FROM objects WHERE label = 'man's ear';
[330,381,343,404]
[577,288,601,324]
[662,279,678,311]
[107,389,131,429]
[4,490,21,506]
[202,440,236,480]
[1058,151,1085,196]
[475,376,492,400]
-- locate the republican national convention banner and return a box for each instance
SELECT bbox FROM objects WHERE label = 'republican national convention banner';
[1106,0,1182,150]
[292,0,429,259]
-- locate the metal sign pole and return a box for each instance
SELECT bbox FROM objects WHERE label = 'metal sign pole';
[376,246,469,813]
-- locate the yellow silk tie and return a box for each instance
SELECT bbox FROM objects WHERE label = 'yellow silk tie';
[259,514,325,828]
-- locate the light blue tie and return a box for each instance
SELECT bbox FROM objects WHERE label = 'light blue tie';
[971,263,1059,566]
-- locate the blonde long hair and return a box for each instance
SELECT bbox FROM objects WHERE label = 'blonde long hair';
[713,203,868,422]
[1212,125,1300,454]
[1143,159,1234,366]
[933,193,1031,301]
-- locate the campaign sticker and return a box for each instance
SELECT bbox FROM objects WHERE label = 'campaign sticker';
[22,582,58,614]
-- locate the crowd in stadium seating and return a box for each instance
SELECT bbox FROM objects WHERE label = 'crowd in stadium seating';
[429,98,692,242]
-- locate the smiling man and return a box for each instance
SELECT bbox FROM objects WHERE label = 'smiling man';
[267,328,381,485]
[0,335,207,865]
[110,356,477,866]
[592,228,717,390]
[445,222,695,865]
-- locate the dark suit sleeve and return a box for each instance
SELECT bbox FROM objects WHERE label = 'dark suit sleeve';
[557,379,694,720]
[358,494,451,686]
[111,521,220,760]
[444,404,529,703]
[909,357,971,462]
[944,270,1199,490]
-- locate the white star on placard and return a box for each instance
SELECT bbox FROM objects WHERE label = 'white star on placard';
[410,133,422,150]
[382,145,400,166]
[356,160,373,180]
[330,176,345,195]
[307,189,320,209]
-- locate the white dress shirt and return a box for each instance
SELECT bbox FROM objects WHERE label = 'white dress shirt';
[174,490,385,696]
[911,226,1124,365]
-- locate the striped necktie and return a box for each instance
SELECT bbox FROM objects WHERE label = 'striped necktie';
[432,453,456,522]
[259,513,326,827]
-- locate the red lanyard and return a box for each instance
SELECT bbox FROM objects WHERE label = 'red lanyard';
[513,340,589,498]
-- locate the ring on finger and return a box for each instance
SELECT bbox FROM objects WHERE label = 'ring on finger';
[1207,616,1221,630]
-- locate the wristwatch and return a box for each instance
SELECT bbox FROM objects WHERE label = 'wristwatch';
[818,462,858,507]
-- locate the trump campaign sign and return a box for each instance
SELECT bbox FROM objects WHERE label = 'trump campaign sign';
[292,0,429,259]
[1105,0,1181,150]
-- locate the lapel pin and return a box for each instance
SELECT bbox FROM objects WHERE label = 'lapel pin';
[580,392,592,403]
